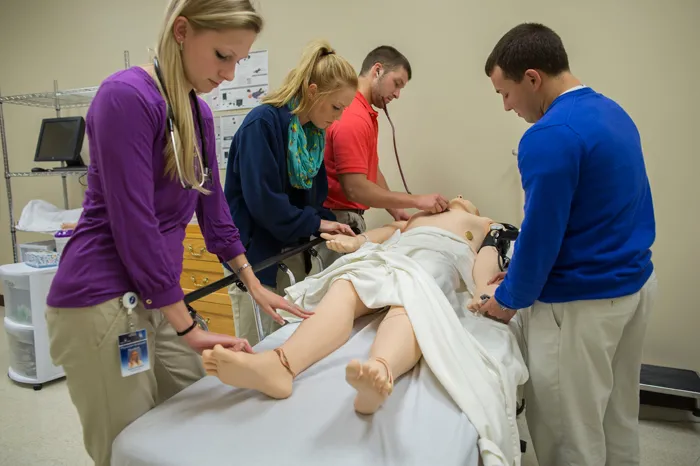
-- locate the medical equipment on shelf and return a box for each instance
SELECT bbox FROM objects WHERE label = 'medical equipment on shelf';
[33,116,86,170]
[152,56,210,190]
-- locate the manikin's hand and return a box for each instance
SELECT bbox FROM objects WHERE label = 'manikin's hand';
[183,326,253,354]
[319,220,356,237]
[387,208,411,221]
[467,296,516,324]
[248,285,314,326]
[413,194,449,214]
[321,232,365,253]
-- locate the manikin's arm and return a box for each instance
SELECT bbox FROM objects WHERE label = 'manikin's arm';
[321,221,407,254]
[467,244,515,323]
[471,245,502,299]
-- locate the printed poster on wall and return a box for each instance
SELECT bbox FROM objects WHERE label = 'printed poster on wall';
[202,50,269,111]
[217,114,247,168]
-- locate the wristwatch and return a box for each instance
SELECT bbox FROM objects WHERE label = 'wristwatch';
[479,294,515,323]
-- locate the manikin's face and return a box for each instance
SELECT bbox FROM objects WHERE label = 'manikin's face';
[306,85,357,129]
[449,196,481,216]
[489,66,544,124]
[175,18,258,93]
[370,65,409,108]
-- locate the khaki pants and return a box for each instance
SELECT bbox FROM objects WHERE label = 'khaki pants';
[316,209,368,268]
[519,272,658,466]
[46,298,205,466]
[225,252,307,346]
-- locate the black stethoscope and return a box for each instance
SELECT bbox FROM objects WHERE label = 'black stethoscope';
[381,102,411,194]
[153,56,210,189]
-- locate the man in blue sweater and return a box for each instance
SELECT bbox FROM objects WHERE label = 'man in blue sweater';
[479,23,658,466]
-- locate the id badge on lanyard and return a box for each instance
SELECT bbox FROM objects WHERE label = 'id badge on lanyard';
[118,292,151,377]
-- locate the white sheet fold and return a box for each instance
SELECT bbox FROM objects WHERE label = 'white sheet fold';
[284,226,528,466]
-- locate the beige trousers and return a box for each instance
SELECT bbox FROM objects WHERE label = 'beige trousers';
[225,252,307,346]
[46,298,205,466]
[519,272,658,466]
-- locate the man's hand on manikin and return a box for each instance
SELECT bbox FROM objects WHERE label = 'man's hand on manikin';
[387,208,411,221]
[467,296,517,324]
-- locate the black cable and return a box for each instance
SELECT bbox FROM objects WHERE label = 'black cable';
[382,103,411,195]
[184,237,324,305]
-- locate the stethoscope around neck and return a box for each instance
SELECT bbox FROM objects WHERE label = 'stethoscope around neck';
[152,56,210,190]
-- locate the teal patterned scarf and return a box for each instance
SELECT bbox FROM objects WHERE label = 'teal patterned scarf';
[286,101,325,190]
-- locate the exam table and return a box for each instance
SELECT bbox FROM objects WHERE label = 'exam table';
[111,311,481,466]
[111,237,521,466]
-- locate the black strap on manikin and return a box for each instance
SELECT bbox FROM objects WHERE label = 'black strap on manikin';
[479,223,520,271]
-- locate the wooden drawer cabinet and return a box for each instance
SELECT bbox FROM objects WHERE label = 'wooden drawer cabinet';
[181,224,236,336]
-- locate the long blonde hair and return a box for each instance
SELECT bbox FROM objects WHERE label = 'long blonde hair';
[155,0,263,193]
[263,40,358,116]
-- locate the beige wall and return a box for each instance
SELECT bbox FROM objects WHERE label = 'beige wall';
[0,0,697,371]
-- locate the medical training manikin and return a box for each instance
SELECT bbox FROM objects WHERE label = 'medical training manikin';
[203,196,526,466]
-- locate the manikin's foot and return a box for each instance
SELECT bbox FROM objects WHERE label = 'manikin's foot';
[202,345,294,399]
[345,357,393,414]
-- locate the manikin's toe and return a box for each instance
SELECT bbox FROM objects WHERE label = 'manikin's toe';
[345,359,391,415]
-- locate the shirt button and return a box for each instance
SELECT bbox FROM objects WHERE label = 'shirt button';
[146,299,152,305]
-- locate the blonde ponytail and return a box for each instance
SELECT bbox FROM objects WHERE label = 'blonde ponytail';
[263,40,358,115]
[154,0,263,193]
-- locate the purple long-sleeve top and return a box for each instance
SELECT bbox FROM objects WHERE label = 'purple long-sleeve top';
[46,67,246,310]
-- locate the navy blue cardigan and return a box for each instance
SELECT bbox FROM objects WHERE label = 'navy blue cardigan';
[223,104,335,287]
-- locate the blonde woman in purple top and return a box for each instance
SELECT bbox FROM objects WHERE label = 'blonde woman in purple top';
[44,1,311,464]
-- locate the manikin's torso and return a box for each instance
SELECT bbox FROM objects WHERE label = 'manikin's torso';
[403,199,492,253]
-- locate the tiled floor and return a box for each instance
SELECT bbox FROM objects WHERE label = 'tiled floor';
[1,306,698,466]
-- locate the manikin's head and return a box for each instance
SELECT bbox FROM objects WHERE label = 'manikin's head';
[449,196,481,216]
[484,23,572,124]
[359,46,412,109]
[155,0,263,192]
[263,40,358,129]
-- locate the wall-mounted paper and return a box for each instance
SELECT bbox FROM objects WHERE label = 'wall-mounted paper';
[202,50,269,111]
[217,114,248,168]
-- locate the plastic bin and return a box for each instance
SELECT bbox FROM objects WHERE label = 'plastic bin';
[2,273,32,325]
[19,240,56,262]
[5,323,37,379]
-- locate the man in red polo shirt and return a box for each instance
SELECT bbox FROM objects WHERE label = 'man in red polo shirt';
[324,46,448,235]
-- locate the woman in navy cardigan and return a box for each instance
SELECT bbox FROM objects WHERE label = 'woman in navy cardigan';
[224,40,358,344]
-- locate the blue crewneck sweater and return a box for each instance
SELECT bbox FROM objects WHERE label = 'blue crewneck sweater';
[495,87,656,310]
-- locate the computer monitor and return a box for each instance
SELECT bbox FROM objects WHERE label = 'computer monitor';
[34,116,86,167]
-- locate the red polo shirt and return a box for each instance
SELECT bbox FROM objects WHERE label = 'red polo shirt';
[323,91,379,211]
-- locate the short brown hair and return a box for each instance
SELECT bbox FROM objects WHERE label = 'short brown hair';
[485,23,570,82]
[360,46,412,80]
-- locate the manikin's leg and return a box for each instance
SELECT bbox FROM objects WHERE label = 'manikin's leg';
[345,306,421,414]
[202,279,373,399]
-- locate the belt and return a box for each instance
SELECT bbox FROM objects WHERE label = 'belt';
[335,208,365,216]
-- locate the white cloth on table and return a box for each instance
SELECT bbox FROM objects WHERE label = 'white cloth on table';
[16,199,82,233]
[284,226,529,466]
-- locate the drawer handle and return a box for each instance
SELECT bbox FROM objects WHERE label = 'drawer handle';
[187,244,207,257]
[190,275,210,287]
